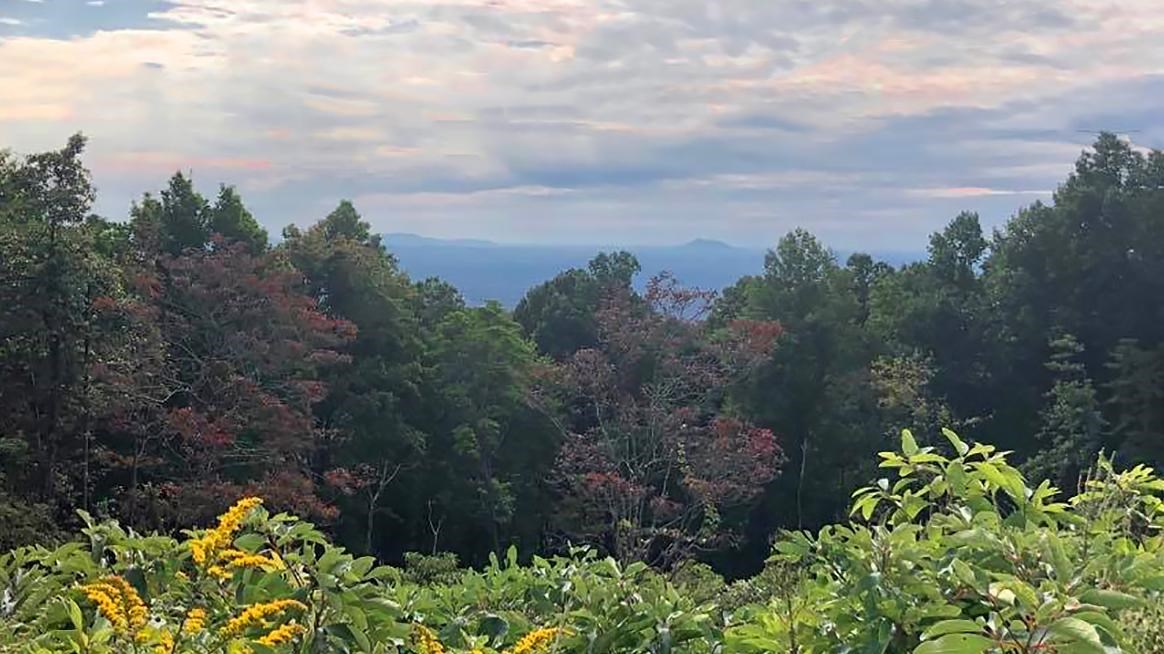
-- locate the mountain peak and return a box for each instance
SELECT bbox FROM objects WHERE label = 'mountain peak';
[681,238,735,250]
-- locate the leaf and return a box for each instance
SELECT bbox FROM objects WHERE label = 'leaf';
[1072,611,1123,641]
[902,430,919,456]
[851,494,881,521]
[942,428,970,456]
[913,633,993,654]
[922,620,984,639]
[348,556,375,579]
[1046,617,1105,654]
[233,533,265,551]
[479,614,510,642]
[66,599,84,630]
[1077,589,1144,610]
[974,462,1025,500]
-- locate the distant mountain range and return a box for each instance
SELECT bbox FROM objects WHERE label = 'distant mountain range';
[383,233,923,307]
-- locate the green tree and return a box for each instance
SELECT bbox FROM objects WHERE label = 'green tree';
[425,302,554,556]
[719,229,878,534]
[514,251,640,360]
[157,172,210,254]
[209,185,267,252]
[0,134,101,507]
[281,201,425,556]
[1024,334,1105,488]
[1104,339,1164,464]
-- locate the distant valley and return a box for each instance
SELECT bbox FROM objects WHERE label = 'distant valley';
[383,233,922,307]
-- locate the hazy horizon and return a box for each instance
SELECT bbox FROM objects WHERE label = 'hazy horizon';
[382,231,925,306]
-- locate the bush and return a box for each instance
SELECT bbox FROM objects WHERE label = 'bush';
[402,551,462,586]
[1,429,1162,653]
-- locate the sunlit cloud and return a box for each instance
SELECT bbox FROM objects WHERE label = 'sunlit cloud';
[0,0,1162,248]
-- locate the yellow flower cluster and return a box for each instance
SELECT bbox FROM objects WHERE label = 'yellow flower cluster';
[154,629,175,654]
[411,624,446,654]
[206,549,284,581]
[222,599,307,636]
[257,621,306,647]
[78,576,148,636]
[182,607,208,635]
[510,627,568,654]
[189,497,264,577]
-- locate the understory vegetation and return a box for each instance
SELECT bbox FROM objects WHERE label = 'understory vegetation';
[2,430,1163,653]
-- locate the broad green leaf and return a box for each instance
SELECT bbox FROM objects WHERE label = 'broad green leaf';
[1046,617,1104,654]
[1072,611,1123,641]
[902,430,919,456]
[1077,589,1144,610]
[233,533,265,551]
[913,633,993,654]
[922,620,984,638]
[66,599,83,630]
[942,428,970,456]
[851,494,880,521]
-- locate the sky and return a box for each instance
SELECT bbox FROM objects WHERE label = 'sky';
[1,0,1163,248]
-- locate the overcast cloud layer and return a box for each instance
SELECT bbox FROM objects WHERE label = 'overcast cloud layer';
[2,0,1163,247]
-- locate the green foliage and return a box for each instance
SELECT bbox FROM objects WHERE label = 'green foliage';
[209,185,268,253]
[4,433,1162,653]
[6,131,1164,595]
[513,251,639,360]
[726,429,1164,653]
[1023,335,1105,488]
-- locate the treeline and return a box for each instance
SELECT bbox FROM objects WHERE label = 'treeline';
[2,134,1163,576]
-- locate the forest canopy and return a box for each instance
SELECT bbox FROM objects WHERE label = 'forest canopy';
[2,133,1164,579]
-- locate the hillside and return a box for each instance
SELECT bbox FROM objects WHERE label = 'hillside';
[384,233,922,306]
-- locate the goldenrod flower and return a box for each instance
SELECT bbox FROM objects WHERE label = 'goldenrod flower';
[411,624,446,654]
[188,497,264,574]
[154,629,175,654]
[78,576,148,636]
[257,621,306,646]
[222,599,306,636]
[190,498,263,561]
[226,553,283,571]
[509,627,568,654]
[182,607,208,635]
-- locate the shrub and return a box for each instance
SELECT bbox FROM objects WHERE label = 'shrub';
[1,429,1162,653]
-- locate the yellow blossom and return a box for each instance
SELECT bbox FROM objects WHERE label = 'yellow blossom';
[189,497,263,569]
[509,627,569,654]
[154,629,175,654]
[411,624,446,654]
[226,553,283,571]
[222,599,307,636]
[182,607,208,635]
[78,576,148,637]
[257,621,306,647]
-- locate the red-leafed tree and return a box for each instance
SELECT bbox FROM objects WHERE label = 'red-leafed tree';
[541,274,784,565]
[105,239,355,526]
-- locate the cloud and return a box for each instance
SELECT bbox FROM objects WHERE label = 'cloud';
[907,187,1052,199]
[0,0,1163,249]
[95,151,274,174]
